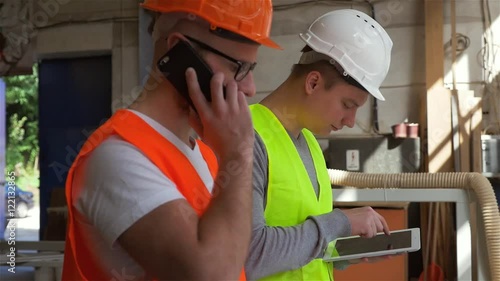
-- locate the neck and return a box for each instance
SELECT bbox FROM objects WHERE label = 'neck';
[129,76,193,146]
[261,79,304,138]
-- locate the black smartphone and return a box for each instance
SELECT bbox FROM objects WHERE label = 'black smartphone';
[157,39,219,110]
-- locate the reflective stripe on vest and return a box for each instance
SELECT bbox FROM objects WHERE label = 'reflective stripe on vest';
[250,104,334,281]
[62,109,246,280]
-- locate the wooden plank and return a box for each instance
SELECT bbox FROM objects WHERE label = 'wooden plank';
[427,87,454,172]
[424,0,453,173]
[451,0,458,89]
[468,97,482,279]
[470,201,478,281]
[422,1,457,280]
[451,91,461,171]
[457,90,475,172]
[470,98,483,173]
[425,0,444,88]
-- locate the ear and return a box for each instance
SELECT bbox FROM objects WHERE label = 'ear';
[304,71,321,96]
[165,32,186,49]
[153,32,186,64]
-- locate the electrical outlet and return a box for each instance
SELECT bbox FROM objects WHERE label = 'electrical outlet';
[346,150,360,171]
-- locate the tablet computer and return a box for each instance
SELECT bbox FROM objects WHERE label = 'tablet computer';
[323,228,421,262]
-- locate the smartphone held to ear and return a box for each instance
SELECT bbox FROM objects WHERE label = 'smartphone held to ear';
[157,39,220,109]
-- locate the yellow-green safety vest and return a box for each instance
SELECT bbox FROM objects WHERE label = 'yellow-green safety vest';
[250,104,334,281]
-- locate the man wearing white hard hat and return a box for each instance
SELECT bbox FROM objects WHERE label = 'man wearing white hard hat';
[246,9,394,280]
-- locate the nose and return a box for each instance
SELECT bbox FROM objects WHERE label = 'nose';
[342,110,356,128]
[237,71,256,98]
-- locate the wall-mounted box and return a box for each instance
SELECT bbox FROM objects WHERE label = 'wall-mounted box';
[482,135,500,178]
[325,136,421,173]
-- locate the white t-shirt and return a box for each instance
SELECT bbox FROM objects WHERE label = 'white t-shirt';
[71,109,214,279]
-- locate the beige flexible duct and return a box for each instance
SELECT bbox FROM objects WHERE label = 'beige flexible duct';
[327,169,500,281]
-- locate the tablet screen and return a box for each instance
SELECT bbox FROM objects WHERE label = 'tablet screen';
[335,230,412,256]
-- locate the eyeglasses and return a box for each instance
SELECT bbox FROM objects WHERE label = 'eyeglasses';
[185,35,257,82]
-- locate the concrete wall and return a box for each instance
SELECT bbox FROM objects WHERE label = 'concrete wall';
[34,0,139,112]
[32,0,499,134]
[252,0,498,137]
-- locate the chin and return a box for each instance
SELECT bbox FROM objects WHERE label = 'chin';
[314,130,331,137]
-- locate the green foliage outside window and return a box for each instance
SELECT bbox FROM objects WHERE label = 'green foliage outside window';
[4,65,39,189]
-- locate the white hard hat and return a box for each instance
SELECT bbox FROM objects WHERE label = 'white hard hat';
[299,9,393,101]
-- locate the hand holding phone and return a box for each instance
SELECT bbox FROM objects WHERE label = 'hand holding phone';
[157,39,223,110]
[185,68,254,161]
[158,38,253,158]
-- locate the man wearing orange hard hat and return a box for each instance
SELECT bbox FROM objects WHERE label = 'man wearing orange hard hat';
[62,0,281,280]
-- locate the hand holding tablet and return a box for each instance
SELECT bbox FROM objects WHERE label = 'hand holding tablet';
[323,228,421,262]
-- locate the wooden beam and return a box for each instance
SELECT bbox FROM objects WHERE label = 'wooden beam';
[425,0,444,90]
[427,87,454,172]
[421,1,457,280]
[424,0,453,173]
[457,90,475,172]
[470,98,483,173]
[468,96,483,279]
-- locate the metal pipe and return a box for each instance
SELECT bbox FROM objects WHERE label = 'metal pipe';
[328,169,500,281]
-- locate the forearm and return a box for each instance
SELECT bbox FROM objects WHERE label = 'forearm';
[197,155,254,277]
[245,209,351,280]
[246,219,321,280]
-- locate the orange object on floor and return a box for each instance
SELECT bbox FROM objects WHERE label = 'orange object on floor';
[419,263,445,281]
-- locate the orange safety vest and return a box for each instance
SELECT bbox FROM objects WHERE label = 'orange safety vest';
[62,109,246,280]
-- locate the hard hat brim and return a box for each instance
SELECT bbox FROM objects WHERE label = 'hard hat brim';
[366,87,386,101]
[257,37,283,50]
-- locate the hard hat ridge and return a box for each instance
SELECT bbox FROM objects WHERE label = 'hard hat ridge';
[142,0,282,49]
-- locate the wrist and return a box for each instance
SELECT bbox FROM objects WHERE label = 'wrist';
[218,138,254,164]
[213,154,253,194]
[218,154,253,175]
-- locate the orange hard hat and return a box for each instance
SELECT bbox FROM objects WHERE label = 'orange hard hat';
[141,0,281,49]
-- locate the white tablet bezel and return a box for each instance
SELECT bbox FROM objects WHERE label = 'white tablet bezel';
[322,227,421,262]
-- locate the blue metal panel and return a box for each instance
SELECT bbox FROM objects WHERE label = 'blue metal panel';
[39,56,111,239]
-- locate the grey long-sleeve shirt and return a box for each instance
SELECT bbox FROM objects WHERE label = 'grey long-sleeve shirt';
[244,132,352,281]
